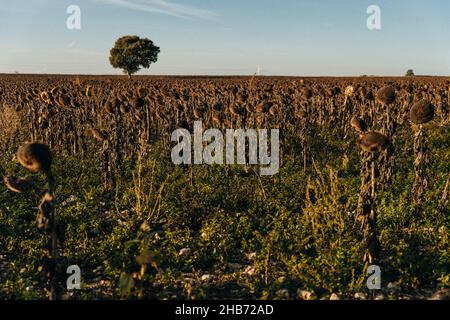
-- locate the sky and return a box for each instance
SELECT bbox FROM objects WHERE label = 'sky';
[0,0,449,76]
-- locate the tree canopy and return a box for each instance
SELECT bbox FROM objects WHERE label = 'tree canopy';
[109,35,160,79]
[405,69,415,77]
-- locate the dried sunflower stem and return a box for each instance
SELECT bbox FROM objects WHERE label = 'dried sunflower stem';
[38,171,59,300]
[357,152,380,264]
[412,125,428,208]
[438,174,449,212]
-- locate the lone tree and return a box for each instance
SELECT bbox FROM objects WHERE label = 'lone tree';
[109,35,160,79]
[405,69,415,77]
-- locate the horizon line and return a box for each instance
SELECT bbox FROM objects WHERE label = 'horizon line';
[1,73,448,78]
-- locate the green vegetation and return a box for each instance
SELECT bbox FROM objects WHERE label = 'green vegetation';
[405,69,415,77]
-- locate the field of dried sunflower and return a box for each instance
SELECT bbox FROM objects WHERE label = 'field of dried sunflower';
[0,75,448,300]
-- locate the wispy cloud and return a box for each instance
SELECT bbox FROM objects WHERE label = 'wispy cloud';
[97,0,217,20]
[58,47,106,57]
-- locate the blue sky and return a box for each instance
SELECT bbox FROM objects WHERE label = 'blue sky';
[0,0,449,76]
